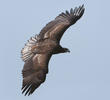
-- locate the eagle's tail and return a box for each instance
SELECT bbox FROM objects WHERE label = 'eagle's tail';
[21,34,40,62]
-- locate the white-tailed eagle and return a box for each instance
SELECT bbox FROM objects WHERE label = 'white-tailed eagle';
[21,5,85,96]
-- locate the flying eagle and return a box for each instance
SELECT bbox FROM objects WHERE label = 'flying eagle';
[21,5,85,96]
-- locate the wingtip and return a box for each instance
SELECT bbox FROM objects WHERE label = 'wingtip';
[70,4,85,14]
[77,4,85,10]
[82,4,84,7]
[81,4,85,11]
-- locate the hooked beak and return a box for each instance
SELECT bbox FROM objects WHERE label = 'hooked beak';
[67,49,70,53]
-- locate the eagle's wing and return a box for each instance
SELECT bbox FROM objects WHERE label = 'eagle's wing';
[21,34,53,96]
[38,5,85,42]
[22,53,52,96]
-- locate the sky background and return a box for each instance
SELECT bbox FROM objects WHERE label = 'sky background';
[0,0,110,100]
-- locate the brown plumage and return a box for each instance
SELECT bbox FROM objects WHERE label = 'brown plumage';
[21,5,85,96]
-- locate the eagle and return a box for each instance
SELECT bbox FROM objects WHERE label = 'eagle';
[21,5,85,96]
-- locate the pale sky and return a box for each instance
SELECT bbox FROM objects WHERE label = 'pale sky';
[0,0,110,100]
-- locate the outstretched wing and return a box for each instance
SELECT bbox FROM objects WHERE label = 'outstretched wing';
[21,54,52,96]
[38,5,85,42]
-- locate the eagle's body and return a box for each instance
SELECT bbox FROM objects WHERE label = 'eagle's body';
[21,5,85,96]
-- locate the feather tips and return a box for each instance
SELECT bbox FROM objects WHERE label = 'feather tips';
[55,5,85,25]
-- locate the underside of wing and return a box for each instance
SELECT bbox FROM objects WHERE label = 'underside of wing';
[22,54,51,96]
[38,5,85,42]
